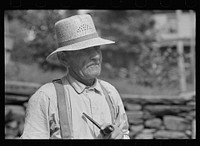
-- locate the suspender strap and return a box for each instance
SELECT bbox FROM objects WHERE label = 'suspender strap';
[53,79,72,139]
[99,81,116,124]
[53,79,116,138]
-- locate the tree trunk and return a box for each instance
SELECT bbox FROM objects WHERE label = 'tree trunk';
[128,54,136,82]
[176,10,187,92]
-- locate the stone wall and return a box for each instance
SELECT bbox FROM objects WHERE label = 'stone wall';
[5,91,195,139]
[122,92,196,139]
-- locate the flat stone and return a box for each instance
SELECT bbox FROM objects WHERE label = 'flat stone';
[178,112,188,117]
[163,115,190,131]
[126,103,142,111]
[5,127,19,137]
[128,118,144,125]
[179,92,195,100]
[5,105,25,116]
[23,102,28,108]
[129,132,136,139]
[185,130,192,136]
[144,105,194,115]
[188,111,195,118]
[160,126,165,130]
[145,118,162,129]
[130,125,144,136]
[143,111,155,120]
[178,111,195,121]
[7,120,18,129]
[185,115,195,121]
[135,133,154,139]
[186,101,195,106]
[142,128,157,134]
[126,111,144,118]
[122,95,191,105]
[154,130,189,139]
[5,107,11,116]
[5,135,16,139]
[126,111,144,125]
[5,109,12,122]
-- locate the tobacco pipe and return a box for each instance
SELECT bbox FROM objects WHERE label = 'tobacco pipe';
[82,112,114,137]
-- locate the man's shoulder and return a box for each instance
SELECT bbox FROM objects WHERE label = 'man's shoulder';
[39,82,55,90]
[36,82,56,98]
[98,79,117,93]
[98,79,122,104]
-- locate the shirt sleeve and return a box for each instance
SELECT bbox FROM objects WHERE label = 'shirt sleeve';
[20,90,50,139]
[109,87,130,139]
[116,98,130,139]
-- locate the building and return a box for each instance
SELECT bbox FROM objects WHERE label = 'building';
[152,10,195,48]
[152,10,196,91]
[5,15,14,65]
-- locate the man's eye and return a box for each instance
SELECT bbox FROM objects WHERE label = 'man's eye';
[96,49,101,53]
[78,51,85,55]
[71,51,84,56]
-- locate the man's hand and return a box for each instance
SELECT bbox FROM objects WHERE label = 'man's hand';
[101,123,124,139]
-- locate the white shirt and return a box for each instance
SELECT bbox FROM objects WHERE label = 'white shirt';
[21,74,129,139]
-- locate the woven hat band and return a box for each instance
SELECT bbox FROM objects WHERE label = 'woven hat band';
[58,33,99,48]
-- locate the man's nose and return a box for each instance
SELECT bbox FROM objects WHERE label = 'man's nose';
[91,50,101,61]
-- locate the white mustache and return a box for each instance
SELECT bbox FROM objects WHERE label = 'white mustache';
[87,63,101,68]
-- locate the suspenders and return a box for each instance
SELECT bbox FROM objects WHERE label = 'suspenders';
[53,79,73,139]
[53,79,116,139]
[99,82,116,124]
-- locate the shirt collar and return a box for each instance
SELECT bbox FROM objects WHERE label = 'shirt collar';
[66,74,103,95]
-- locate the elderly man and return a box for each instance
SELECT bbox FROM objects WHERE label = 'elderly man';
[20,14,129,139]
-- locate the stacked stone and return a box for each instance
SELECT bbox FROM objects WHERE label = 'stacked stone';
[5,105,26,139]
[5,92,195,139]
[123,92,195,139]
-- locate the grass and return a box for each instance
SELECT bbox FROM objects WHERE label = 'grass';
[99,77,184,95]
[5,62,65,84]
[5,62,194,96]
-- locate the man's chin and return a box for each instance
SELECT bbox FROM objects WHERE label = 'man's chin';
[86,72,101,79]
[89,74,100,79]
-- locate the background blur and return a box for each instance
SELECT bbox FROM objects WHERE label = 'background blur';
[5,10,196,139]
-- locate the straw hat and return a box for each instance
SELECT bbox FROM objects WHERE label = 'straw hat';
[46,14,115,61]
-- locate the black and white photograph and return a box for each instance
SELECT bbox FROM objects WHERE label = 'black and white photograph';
[5,10,196,139]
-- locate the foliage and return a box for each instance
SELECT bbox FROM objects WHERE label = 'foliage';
[5,10,182,88]
[90,10,182,88]
[135,46,179,88]
[91,10,156,52]
[91,11,160,86]
[6,10,78,70]
[8,18,31,63]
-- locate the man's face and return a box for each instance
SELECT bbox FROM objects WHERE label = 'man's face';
[68,46,102,80]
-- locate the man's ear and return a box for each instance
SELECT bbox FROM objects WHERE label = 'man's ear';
[57,52,70,68]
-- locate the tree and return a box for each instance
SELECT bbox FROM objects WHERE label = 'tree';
[89,10,180,88]
[90,11,160,85]
[91,10,155,51]
[6,10,181,88]
[6,10,79,70]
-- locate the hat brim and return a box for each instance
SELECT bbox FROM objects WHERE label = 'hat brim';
[46,37,115,62]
